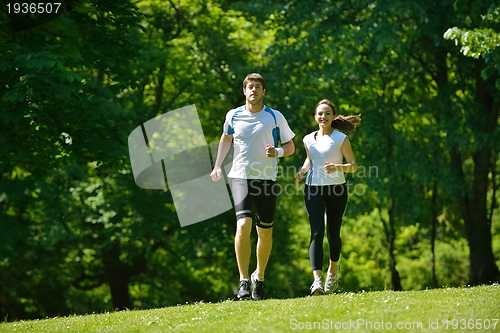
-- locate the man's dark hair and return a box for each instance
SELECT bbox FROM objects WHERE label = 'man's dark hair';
[243,73,266,90]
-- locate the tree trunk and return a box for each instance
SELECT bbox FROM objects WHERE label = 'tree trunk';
[102,243,132,310]
[460,75,500,285]
[433,48,500,286]
[430,181,439,288]
[461,144,500,285]
[379,200,402,291]
[464,73,500,285]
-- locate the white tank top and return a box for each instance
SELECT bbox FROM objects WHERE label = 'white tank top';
[303,130,347,185]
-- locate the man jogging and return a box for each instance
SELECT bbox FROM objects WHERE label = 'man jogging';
[210,73,295,300]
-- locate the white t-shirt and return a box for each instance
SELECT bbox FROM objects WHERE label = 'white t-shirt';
[303,130,347,186]
[223,105,295,180]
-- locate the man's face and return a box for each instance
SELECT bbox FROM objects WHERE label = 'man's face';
[243,80,265,105]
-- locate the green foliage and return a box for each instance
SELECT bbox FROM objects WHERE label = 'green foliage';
[1,0,499,322]
[340,212,470,292]
[0,0,274,320]
[254,0,499,287]
[444,27,500,59]
[0,0,146,319]
[444,3,500,89]
[0,0,142,176]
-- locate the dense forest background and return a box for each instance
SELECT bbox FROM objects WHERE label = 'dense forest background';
[1,0,499,321]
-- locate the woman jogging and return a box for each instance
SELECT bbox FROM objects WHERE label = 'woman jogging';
[295,99,360,296]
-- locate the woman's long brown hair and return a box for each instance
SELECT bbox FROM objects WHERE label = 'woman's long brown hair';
[316,99,361,133]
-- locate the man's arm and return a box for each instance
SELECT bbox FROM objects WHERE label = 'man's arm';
[281,139,295,157]
[265,139,295,158]
[210,134,233,181]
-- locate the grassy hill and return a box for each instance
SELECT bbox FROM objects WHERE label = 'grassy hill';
[1,285,499,332]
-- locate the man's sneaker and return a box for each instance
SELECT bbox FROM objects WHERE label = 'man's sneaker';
[237,279,250,300]
[251,271,265,300]
[310,279,325,296]
[325,265,340,294]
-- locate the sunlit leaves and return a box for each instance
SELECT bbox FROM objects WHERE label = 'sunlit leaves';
[444,3,500,89]
[444,27,500,59]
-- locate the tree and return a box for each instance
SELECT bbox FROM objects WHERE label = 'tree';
[436,0,500,285]
[0,0,143,319]
[0,0,276,319]
[240,0,499,287]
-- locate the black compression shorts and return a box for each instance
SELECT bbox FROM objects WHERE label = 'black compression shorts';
[230,178,277,228]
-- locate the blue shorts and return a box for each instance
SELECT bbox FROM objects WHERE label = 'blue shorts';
[230,178,277,228]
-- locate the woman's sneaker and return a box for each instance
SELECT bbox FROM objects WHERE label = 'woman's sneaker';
[310,279,325,296]
[325,265,340,294]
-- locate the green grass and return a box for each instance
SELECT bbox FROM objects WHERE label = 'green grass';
[1,285,499,332]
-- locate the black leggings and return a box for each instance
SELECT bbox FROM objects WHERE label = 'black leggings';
[304,184,348,271]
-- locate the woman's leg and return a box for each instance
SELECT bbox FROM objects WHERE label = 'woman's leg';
[324,183,348,274]
[304,185,326,276]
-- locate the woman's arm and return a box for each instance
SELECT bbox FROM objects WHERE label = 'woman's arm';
[295,145,311,182]
[324,137,357,173]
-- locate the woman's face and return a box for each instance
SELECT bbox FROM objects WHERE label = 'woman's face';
[315,104,334,128]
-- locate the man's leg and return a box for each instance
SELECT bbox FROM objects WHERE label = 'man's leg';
[253,180,277,279]
[231,178,254,300]
[255,225,273,278]
[250,180,276,300]
[235,216,253,280]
